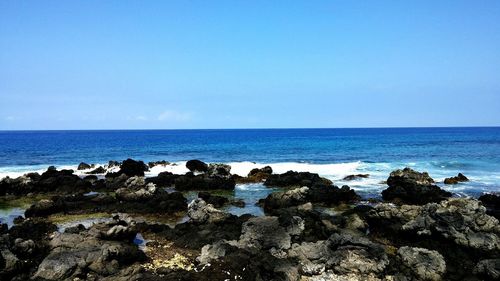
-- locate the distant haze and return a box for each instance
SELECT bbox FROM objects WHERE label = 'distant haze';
[1,1,499,130]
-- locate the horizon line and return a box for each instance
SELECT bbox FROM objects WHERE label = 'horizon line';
[0,125,499,132]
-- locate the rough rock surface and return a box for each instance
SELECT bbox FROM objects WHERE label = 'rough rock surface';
[444,173,469,184]
[264,185,359,211]
[33,220,146,280]
[186,159,208,173]
[382,168,452,204]
[264,171,332,188]
[397,246,446,281]
[187,199,231,224]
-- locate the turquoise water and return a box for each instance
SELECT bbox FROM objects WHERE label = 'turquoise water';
[0,127,499,198]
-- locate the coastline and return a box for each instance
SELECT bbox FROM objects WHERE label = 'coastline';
[0,158,499,280]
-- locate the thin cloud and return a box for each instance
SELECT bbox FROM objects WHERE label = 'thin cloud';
[157,110,192,122]
[5,116,15,121]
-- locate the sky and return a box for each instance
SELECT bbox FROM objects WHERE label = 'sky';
[1,1,499,130]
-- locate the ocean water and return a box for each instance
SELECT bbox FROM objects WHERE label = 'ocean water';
[0,127,499,198]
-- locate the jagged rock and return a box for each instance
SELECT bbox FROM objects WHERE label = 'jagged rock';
[77,162,93,170]
[116,183,157,201]
[207,163,232,178]
[187,199,231,224]
[12,238,36,257]
[25,199,62,217]
[0,175,34,195]
[238,216,304,251]
[250,166,273,177]
[343,174,369,181]
[444,173,469,184]
[474,259,500,280]
[402,198,500,252]
[186,160,208,173]
[264,186,310,210]
[33,222,146,280]
[106,159,148,177]
[124,176,146,188]
[86,166,106,174]
[146,171,177,187]
[397,246,446,281]
[327,233,389,275]
[264,185,359,211]
[479,193,500,219]
[382,168,451,204]
[104,225,136,241]
[264,171,332,188]
[147,160,170,168]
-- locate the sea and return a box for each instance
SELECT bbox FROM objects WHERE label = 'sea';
[0,127,499,200]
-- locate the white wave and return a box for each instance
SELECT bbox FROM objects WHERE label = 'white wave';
[227,161,362,178]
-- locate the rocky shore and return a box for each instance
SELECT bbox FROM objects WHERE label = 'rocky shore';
[0,159,499,280]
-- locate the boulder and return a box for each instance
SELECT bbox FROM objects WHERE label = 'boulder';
[264,171,332,188]
[187,199,231,224]
[382,168,451,204]
[146,171,177,187]
[115,182,157,201]
[147,160,170,168]
[77,162,93,170]
[479,193,500,219]
[444,173,469,184]
[33,222,146,280]
[107,159,148,177]
[186,160,208,173]
[343,174,369,181]
[474,259,500,280]
[397,246,446,281]
[238,216,304,251]
[264,185,359,211]
[207,163,232,178]
[25,199,63,217]
[86,166,106,174]
[236,166,274,183]
[402,198,500,252]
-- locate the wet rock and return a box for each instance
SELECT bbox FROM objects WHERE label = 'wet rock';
[198,191,229,208]
[12,238,36,257]
[77,162,93,170]
[264,185,359,211]
[86,166,106,174]
[186,159,208,173]
[116,182,158,201]
[444,173,469,185]
[187,199,231,224]
[250,166,273,177]
[207,163,232,178]
[479,193,500,219]
[146,171,177,187]
[0,175,35,195]
[474,259,500,280]
[343,174,369,181]
[382,168,451,204]
[236,166,274,183]
[148,160,170,168]
[25,199,62,217]
[108,160,121,168]
[402,198,500,252]
[397,246,446,281]
[106,159,148,177]
[264,171,332,188]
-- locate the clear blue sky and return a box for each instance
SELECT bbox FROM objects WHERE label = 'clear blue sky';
[1,1,499,130]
